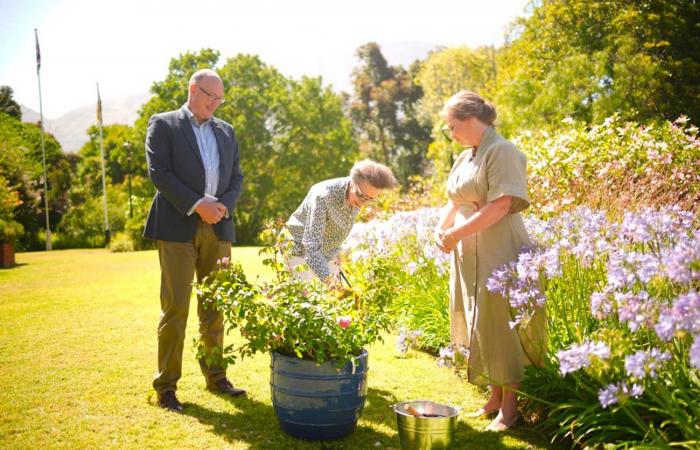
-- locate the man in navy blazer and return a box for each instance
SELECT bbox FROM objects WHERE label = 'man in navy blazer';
[144,69,245,412]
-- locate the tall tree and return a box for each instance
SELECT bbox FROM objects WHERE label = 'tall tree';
[219,55,357,242]
[349,43,431,186]
[495,0,700,135]
[415,46,497,177]
[0,112,67,250]
[0,86,21,120]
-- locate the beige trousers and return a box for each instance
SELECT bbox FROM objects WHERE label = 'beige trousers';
[153,222,231,394]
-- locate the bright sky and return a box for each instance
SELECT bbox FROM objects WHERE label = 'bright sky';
[0,0,528,119]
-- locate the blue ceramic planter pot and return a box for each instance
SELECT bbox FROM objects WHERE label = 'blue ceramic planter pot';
[270,350,369,440]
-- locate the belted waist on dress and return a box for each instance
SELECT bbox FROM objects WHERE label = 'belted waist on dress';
[456,202,480,213]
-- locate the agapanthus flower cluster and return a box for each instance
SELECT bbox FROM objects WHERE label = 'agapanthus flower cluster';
[654,291,700,341]
[494,206,699,369]
[343,207,449,271]
[556,340,611,375]
[396,328,423,354]
[487,248,547,328]
[690,336,700,369]
[436,344,469,369]
[624,348,671,379]
[598,381,644,408]
[345,204,699,401]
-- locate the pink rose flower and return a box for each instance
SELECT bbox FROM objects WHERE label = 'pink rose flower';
[337,315,352,329]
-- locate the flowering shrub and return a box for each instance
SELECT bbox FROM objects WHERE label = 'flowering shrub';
[489,206,700,447]
[344,207,451,353]
[344,205,700,447]
[196,245,395,367]
[515,115,700,215]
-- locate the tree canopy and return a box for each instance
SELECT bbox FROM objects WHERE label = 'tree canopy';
[494,0,700,135]
[349,42,431,187]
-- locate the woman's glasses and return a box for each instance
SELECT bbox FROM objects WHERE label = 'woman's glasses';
[354,182,377,202]
[441,125,452,142]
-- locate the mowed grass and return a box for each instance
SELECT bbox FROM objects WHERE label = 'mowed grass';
[0,248,555,449]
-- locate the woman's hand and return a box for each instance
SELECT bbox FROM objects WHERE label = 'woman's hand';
[435,228,453,254]
[324,274,343,291]
[442,229,458,251]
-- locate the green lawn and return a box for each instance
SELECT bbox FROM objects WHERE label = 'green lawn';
[0,248,555,449]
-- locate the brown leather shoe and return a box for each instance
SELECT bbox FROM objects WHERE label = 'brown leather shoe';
[210,378,246,397]
[157,391,183,412]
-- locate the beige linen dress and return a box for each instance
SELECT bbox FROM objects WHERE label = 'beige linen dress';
[447,126,546,386]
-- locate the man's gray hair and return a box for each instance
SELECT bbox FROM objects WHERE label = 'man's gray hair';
[189,69,222,85]
[350,159,397,189]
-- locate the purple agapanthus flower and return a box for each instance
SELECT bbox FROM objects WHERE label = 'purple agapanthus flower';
[654,291,700,341]
[598,383,620,408]
[690,335,700,369]
[556,340,610,375]
[598,381,644,408]
[437,346,455,368]
[396,328,423,354]
[624,348,671,379]
[615,291,651,332]
[590,289,614,319]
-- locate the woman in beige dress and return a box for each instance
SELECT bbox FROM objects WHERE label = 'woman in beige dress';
[435,91,546,431]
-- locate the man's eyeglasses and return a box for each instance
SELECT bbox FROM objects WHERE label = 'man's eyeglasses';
[354,182,377,202]
[197,85,226,104]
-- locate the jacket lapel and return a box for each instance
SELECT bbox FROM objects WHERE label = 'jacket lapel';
[177,109,204,167]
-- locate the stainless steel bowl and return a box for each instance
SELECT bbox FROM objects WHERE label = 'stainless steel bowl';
[393,400,459,450]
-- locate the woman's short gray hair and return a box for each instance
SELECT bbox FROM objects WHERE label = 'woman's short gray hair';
[440,90,497,126]
[349,159,397,189]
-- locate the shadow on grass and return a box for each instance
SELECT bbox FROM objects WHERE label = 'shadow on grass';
[179,389,395,449]
[177,386,557,449]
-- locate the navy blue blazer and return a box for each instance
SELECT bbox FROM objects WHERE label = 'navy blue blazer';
[143,108,244,243]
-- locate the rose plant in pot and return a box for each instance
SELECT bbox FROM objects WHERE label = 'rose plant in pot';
[197,243,395,440]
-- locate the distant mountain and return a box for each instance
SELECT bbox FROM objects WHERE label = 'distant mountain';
[21,93,150,153]
[381,41,439,68]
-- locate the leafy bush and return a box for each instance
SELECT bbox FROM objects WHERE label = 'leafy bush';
[516,115,700,216]
[196,244,395,367]
[108,232,135,253]
[55,189,127,249]
[344,207,451,352]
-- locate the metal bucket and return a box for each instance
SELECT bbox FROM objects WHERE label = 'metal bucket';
[393,400,459,450]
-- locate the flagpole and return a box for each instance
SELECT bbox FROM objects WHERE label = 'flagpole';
[96,83,110,245]
[35,29,51,250]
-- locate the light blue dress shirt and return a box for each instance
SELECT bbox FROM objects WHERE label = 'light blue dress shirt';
[183,105,220,215]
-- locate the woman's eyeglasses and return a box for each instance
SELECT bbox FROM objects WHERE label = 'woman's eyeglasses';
[441,126,452,142]
[354,182,377,202]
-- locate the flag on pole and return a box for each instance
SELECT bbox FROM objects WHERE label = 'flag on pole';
[96,82,110,244]
[34,29,41,73]
[96,85,103,124]
[34,28,51,250]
